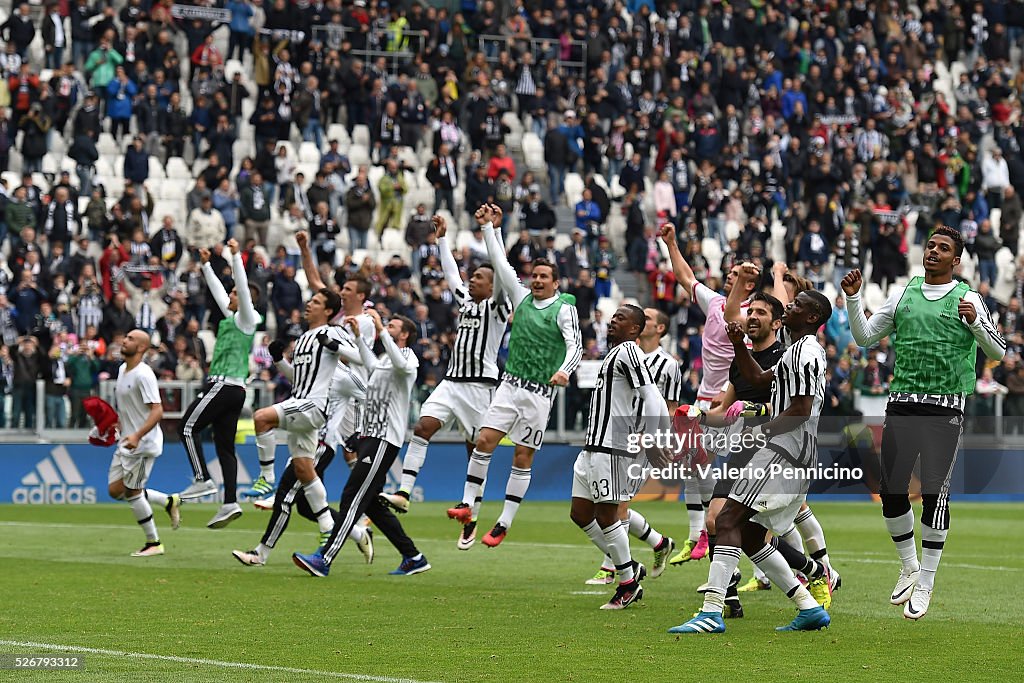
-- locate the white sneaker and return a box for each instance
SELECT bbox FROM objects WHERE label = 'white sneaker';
[890,566,921,605]
[131,542,165,557]
[179,479,218,500]
[379,491,410,513]
[165,494,181,530]
[253,495,275,511]
[356,527,374,564]
[231,549,265,566]
[207,503,243,529]
[457,521,477,550]
[903,585,932,620]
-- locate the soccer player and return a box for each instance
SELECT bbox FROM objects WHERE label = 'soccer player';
[248,288,361,548]
[244,231,376,506]
[660,223,758,563]
[447,205,583,547]
[293,309,431,577]
[585,307,677,585]
[177,239,261,528]
[379,211,511,551]
[842,225,1005,619]
[689,290,787,617]
[107,329,181,557]
[570,304,672,609]
[670,291,833,634]
[232,320,376,567]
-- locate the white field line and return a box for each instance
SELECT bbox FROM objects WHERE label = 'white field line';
[0,640,439,683]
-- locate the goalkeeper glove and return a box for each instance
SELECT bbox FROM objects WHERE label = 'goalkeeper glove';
[724,400,769,423]
[316,330,340,352]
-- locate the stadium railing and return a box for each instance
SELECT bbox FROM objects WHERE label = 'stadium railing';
[475,34,587,76]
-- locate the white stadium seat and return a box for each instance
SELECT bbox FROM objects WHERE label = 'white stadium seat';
[298,141,321,164]
[166,157,191,180]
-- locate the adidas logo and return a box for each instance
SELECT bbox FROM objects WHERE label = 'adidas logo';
[14,446,97,504]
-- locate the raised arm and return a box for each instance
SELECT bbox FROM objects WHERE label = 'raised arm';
[228,239,259,334]
[433,215,465,293]
[725,262,759,323]
[479,205,529,308]
[199,247,232,318]
[659,222,698,295]
[769,262,790,305]
[841,269,896,347]
[296,231,325,292]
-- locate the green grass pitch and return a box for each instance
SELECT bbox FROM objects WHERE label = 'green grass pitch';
[1,501,1022,682]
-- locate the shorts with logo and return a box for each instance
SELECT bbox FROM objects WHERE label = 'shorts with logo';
[727,447,808,535]
[571,449,646,504]
[481,380,553,449]
[108,447,159,490]
[420,380,496,442]
[273,398,327,458]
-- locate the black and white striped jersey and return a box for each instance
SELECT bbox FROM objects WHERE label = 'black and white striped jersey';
[766,335,826,467]
[290,324,350,407]
[644,345,683,406]
[445,287,512,385]
[585,341,655,455]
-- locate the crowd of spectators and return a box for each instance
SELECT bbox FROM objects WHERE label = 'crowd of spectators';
[1,0,1024,432]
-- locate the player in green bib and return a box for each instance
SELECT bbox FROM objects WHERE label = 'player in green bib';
[177,239,263,529]
[842,225,1005,620]
[447,205,583,547]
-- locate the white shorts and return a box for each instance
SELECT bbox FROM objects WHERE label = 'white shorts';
[571,449,645,504]
[481,381,553,449]
[108,448,158,490]
[727,448,808,534]
[273,398,326,458]
[420,380,496,442]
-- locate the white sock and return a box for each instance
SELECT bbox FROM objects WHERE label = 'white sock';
[302,477,333,533]
[795,506,832,571]
[462,449,492,506]
[146,489,169,508]
[581,520,609,554]
[128,493,158,542]
[348,523,365,543]
[778,527,804,552]
[400,436,428,494]
[471,484,484,521]
[918,524,947,591]
[684,494,704,542]
[496,467,531,528]
[750,544,819,610]
[627,508,664,548]
[256,430,277,483]
[753,565,769,583]
[255,543,271,561]
[700,545,741,613]
[884,509,920,571]
[602,521,634,583]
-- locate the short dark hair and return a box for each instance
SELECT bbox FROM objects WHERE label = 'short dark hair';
[655,309,670,338]
[393,314,417,343]
[622,304,646,331]
[345,275,372,299]
[803,290,833,326]
[532,258,559,279]
[319,287,342,319]
[930,225,965,257]
[750,291,784,321]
